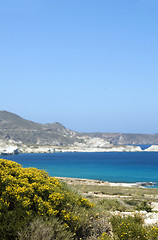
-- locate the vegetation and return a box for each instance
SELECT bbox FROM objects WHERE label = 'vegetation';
[68,181,158,200]
[66,180,158,212]
[0,159,111,240]
[96,198,126,212]
[0,158,158,239]
[110,215,158,240]
[124,199,152,212]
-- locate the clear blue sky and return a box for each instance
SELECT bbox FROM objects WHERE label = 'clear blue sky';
[0,0,158,133]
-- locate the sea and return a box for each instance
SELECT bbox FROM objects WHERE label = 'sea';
[1,150,158,188]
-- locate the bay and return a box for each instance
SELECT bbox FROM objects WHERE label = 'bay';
[1,152,158,188]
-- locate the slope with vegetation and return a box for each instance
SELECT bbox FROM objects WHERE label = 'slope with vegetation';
[0,111,83,146]
[0,158,158,239]
[0,158,111,240]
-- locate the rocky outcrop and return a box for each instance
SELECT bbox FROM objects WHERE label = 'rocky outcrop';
[101,145,142,152]
[145,145,158,151]
[20,145,56,154]
[20,144,142,153]
[74,136,112,148]
[0,139,19,155]
[0,146,19,155]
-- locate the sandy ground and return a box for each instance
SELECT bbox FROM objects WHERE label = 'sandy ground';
[57,176,149,188]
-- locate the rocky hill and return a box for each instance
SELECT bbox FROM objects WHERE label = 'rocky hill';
[0,111,83,146]
[0,111,111,148]
[0,111,158,148]
[85,132,158,145]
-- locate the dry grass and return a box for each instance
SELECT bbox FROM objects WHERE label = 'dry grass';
[60,178,158,213]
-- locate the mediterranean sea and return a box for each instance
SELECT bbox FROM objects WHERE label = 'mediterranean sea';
[2,152,158,188]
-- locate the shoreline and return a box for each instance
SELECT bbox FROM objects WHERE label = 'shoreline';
[2,153,157,188]
[57,176,158,225]
[1,144,158,155]
[56,176,154,188]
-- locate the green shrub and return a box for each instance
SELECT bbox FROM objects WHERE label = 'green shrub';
[97,198,126,212]
[98,232,112,240]
[111,214,158,240]
[124,199,152,212]
[124,199,138,206]
[147,226,158,240]
[19,217,73,240]
[0,159,110,240]
[136,200,152,212]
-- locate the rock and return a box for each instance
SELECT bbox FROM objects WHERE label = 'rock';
[138,182,153,187]
[102,145,142,152]
[0,146,19,155]
[74,137,112,148]
[145,145,158,151]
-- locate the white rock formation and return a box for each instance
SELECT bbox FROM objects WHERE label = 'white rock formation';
[0,146,19,155]
[102,145,142,152]
[145,145,158,151]
[2,138,158,154]
[21,145,56,154]
[56,145,142,152]
[0,139,19,155]
[74,136,112,148]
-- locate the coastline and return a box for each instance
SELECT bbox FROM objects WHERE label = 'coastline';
[56,176,154,188]
[1,152,157,188]
[57,176,158,225]
[21,144,158,153]
[1,143,158,155]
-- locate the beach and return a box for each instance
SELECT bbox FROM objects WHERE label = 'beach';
[57,176,148,188]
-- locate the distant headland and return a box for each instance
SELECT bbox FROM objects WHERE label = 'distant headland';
[0,110,158,154]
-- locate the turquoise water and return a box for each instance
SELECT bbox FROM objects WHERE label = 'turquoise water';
[2,152,158,188]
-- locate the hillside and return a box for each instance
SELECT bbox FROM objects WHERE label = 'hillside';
[0,111,82,146]
[85,132,158,145]
[0,110,158,147]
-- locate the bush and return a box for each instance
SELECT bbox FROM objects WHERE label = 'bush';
[110,214,158,240]
[97,198,126,212]
[0,159,110,239]
[136,200,152,212]
[98,232,112,240]
[19,217,73,240]
[125,199,152,212]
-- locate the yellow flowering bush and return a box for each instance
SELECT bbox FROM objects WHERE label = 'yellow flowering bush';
[0,159,97,239]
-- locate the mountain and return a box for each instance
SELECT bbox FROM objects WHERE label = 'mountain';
[0,111,82,146]
[0,110,158,146]
[84,132,158,145]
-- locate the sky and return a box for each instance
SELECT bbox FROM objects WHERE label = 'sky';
[0,0,158,133]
